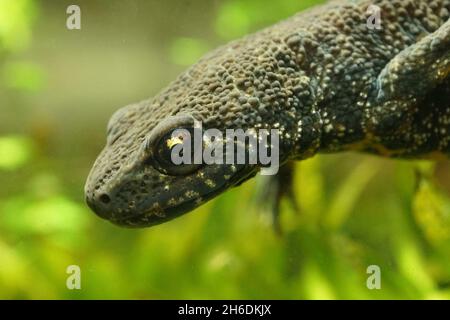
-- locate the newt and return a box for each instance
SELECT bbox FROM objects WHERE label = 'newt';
[85,0,450,227]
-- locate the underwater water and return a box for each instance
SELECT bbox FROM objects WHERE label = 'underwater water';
[0,0,449,299]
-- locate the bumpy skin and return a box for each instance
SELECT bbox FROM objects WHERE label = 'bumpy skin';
[85,0,450,227]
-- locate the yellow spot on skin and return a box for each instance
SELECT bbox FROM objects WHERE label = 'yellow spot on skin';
[151,203,165,217]
[185,190,200,198]
[205,179,216,188]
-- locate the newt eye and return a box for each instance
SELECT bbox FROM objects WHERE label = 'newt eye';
[151,127,203,176]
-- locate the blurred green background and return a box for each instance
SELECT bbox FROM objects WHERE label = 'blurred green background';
[1,0,450,299]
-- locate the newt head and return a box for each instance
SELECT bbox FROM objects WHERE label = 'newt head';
[85,104,264,227]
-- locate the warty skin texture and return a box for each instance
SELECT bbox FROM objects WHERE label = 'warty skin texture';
[85,0,450,227]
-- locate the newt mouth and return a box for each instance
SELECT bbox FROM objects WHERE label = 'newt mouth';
[109,165,258,228]
[110,195,211,227]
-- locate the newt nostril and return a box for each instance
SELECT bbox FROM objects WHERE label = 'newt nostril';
[85,192,112,220]
[99,193,111,204]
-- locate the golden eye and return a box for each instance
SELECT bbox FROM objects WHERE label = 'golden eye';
[151,128,203,176]
[166,136,184,149]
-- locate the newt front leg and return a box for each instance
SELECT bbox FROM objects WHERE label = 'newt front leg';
[366,18,450,158]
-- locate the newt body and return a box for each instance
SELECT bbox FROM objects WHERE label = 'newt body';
[85,0,450,227]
